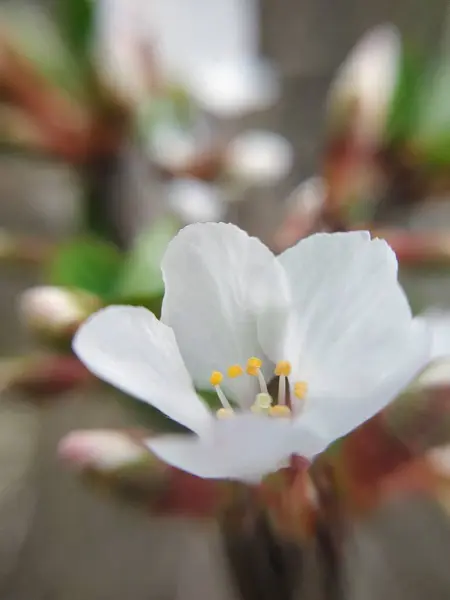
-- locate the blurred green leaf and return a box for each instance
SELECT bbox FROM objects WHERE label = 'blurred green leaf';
[114,216,180,302]
[114,388,222,434]
[385,47,423,144]
[47,237,123,299]
[1,4,88,100]
[413,58,450,165]
[113,293,164,319]
[136,85,197,142]
[115,390,188,433]
[55,0,93,63]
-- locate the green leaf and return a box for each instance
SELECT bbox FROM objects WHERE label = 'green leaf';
[385,47,424,144]
[114,389,222,434]
[47,237,123,299]
[114,390,188,433]
[114,216,180,301]
[113,293,164,319]
[55,0,93,63]
[412,58,450,166]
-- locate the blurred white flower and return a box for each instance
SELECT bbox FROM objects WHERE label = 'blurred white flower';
[274,177,327,250]
[73,225,430,481]
[427,444,450,477]
[225,130,293,185]
[95,0,153,105]
[19,286,101,335]
[186,59,280,118]
[418,310,450,362]
[95,0,279,116]
[413,310,450,388]
[147,119,213,171]
[167,179,226,224]
[328,24,401,145]
[58,430,148,472]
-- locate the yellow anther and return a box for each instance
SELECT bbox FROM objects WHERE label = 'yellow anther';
[227,364,244,378]
[246,357,262,376]
[275,361,292,377]
[269,405,292,418]
[210,371,223,387]
[294,381,308,399]
[247,357,262,368]
[216,408,235,419]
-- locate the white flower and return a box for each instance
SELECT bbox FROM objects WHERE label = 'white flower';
[225,130,293,185]
[95,0,280,116]
[167,179,226,224]
[73,224,431,481]
[186,59,280,118]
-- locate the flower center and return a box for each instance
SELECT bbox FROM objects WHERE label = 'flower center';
[209,358,308,419]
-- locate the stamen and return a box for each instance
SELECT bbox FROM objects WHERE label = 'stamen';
[251,392,272,414]
[269,405,292,418]
[210,371,223,386]
[215,386,233,410]
[278,373,286,406]
[227,364,243,378]
[246,357,262,376]
[294,381,308,400]
[216,408,235,419]
[257,370,268,394]
[246,357,268,394]
[210,371,233,411]
[275,361,292,377]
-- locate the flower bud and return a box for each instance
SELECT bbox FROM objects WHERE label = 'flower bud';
[327,24,400,145]
[19,286,102,346]
[58,430,151,473]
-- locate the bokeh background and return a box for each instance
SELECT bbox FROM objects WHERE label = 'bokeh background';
[1,0,450,599]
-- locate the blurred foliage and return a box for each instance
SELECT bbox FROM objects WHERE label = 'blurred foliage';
[47,237,123,300]
[385,47,424,145]
[55,0,93,65]
[114,216,180,306]
[46,216,179,314]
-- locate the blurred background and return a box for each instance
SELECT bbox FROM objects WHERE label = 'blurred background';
[0,0,450,599]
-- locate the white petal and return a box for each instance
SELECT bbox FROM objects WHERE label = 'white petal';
[147,414,319,481]
[415,310,450,361]
[270,232,418,401]
[73,306,212,434]
[295,317,431,443]
[161,223,289,407]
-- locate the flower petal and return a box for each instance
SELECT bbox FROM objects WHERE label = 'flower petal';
[269,232,417,400]
[147,414,323,481]
[161,223,289,407]
[295,317,431,443]
[73,306,212,434]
